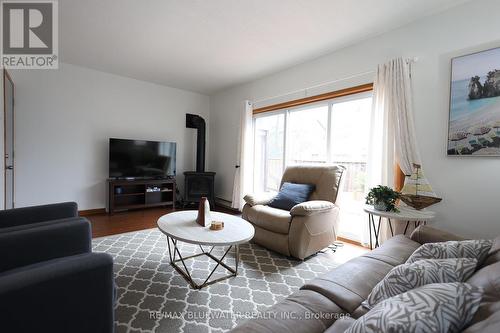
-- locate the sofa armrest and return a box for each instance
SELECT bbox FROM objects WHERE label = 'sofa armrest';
[410,225,465,244]
[290,200,336,216]
[0,217,92,273]
[0,253,115,333]
[243,193,275,206]
[0,202,78,228]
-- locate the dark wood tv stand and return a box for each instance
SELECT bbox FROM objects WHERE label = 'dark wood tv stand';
[107,178,176,214]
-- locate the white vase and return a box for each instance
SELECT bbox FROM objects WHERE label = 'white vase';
[196,197,212,227]
[203,199,212,225]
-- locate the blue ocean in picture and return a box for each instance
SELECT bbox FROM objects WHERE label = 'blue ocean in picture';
[450,77,498,121]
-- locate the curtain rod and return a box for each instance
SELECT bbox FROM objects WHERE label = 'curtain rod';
[251,57,418,106]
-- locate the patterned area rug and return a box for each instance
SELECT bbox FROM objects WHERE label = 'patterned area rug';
[92,228,340,333]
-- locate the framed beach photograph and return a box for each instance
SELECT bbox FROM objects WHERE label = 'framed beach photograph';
[448,46,500,156]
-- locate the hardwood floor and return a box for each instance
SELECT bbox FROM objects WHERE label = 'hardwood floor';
[87,205,238,238]
[87,206,368,255]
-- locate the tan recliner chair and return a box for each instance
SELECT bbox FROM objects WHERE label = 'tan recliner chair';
[242,165,345,260]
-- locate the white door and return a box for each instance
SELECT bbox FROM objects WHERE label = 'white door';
[4,71,14,209]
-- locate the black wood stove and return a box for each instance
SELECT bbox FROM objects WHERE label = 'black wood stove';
[184,114,216,207]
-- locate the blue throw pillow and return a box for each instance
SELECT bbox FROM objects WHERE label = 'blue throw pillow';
[268,182,315,211]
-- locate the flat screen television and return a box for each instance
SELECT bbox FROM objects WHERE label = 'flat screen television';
[109,138,176,179]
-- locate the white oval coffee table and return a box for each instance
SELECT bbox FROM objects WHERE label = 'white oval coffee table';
[157,210,255,289]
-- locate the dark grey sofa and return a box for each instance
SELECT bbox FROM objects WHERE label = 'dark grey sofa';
[0,202,115,333]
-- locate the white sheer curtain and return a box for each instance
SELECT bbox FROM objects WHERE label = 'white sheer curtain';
[231,101,254,210]
[364,63,395,246]
[366,57,421,244]
[390,59,422,175]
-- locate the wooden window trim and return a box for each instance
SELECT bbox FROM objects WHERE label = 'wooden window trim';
[253,83,373,115]
[252,82,405,191]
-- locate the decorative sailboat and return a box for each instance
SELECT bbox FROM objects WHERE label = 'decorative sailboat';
[399,163,442,210]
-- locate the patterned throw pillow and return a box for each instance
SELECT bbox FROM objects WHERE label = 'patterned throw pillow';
[406,239,493,264]
[363,258,477,309]
[346,283,483,333]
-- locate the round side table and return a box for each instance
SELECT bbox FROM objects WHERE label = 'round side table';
[363,205,435,250]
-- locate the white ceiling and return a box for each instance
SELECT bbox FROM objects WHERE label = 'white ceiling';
[60,0,470,94]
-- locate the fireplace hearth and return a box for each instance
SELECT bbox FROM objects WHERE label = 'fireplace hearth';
[184,114,216,207]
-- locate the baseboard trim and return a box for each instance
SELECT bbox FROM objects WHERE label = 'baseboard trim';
[337,236,369,249]
[79,208,106,216]
[215,197,240,213]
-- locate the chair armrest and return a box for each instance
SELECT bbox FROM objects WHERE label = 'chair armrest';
[410,225,465,244]
[244,193,275,206]
[0,217,92,272]
[290,200,336,216]
[0,202,78,228]
[0,253,115,333]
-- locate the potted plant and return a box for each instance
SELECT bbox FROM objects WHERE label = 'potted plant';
[366,185,400,212]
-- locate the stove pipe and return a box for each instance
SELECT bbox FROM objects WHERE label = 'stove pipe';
[186,114,206,172]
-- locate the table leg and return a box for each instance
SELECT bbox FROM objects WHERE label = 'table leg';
[388,218,394,237]
[375,216,381,248]
[370,215,381,248]
[201,246,234,287]
[172,239,177,262]
[167,236,173,263]
[403,221,410,235]
[172,240,195,287]
[166,236,178,263]
[368,214,373,250]
[168,241,240,289]
[235,245,240,274]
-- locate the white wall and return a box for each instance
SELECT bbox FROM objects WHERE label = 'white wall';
[210,0,500,239]
[10,63,210,210]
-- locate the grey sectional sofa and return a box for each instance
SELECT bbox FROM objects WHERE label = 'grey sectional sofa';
[231,225,500,332]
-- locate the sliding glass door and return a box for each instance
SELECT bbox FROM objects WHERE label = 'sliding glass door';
[254,113,285,193]
[329,94,372,241]
[287,104,329,165]
[253,92,372,242]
